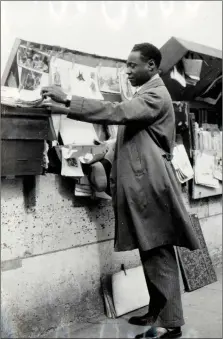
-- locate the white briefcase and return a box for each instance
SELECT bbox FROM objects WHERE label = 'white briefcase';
[112,265,150,317]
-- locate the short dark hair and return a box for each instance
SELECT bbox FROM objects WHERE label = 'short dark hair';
[132,43,162,68]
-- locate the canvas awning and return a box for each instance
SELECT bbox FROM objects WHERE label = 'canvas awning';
[160,37,222,102]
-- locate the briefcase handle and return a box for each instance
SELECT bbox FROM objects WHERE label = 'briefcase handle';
[121,264,127,275]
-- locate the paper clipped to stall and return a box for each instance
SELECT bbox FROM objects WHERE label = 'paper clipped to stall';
[171,144,194,183]
[170,66,186,87]
[59,115,99,146]
[50,57,103,100]
[118,66,136,101]
[97,65,120,93]
[70,62,103,100]
[194,151,220,189]
[61,147,84,177]
[213,152,222,181]
[49,58,103,145]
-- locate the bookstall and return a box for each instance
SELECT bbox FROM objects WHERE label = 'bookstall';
[1,38,126,192]
[160,37,222,199]
[1,37,222,200]
[1,37,222,332]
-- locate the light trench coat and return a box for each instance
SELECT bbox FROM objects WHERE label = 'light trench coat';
[67,77,200,252]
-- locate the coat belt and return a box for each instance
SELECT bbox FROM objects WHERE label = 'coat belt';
[162,153,173,161]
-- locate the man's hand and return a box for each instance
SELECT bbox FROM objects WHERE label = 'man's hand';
[41,86,67,104]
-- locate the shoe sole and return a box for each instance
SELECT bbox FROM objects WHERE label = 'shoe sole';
[144,331,182,339]
[129,320,154,326]
[168,331,182,338]
[161,331,182,339]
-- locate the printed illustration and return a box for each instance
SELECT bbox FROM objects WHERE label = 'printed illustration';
[70,63,103,100]
[97,66,120,93]
[118,66,136,100]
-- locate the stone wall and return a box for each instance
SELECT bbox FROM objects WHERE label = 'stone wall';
[1,174,141,338]
[1,174,222,337]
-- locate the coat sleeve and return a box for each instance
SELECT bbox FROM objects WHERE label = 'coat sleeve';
[67,90,164,125]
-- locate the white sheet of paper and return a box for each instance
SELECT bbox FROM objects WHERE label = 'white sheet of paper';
[70,63,103,100]
[1,86,44,106]
[97,66,120,93]
[49,57,72,94]
[119,67,136,100]
[170,66,186,87]
[1,86,19,105]
[75,176,92,196]
[194,151,220,188]
[50,58,103,100]
[49,59,104,141]
[18,88,42,101]
[61,147,84,177]
[1,86,19,98]
[171,144,194,183]
[60,115,99,146]
[213,153,222,181]
[94,191,112,200]
[182,58,203,80]
[61,147,85,160]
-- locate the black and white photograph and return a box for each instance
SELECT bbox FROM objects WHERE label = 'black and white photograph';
[17,45,50,73]
[1,1,222,339]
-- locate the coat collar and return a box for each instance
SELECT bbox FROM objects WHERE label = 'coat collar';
[133,77,165,97]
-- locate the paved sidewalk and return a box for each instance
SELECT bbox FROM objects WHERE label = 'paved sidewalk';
[45,267,222,338]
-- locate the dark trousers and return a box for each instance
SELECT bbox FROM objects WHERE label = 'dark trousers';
[140,245,185,328]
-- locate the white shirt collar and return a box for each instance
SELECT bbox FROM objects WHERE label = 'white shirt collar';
[136,73,160,93]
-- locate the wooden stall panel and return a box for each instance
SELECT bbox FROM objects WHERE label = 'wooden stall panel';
[2,117,48,140]
[1,140,44,176]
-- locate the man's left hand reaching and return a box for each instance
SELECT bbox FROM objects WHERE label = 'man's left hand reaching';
[41,86,67,104]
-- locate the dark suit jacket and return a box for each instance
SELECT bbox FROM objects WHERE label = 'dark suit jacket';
[67,77,200,252]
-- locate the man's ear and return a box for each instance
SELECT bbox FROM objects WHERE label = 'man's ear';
[147,59,155,70]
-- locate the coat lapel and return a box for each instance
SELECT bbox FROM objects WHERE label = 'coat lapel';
[133,77,165,98]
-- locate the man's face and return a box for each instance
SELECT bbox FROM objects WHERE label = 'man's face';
[126,51,152,87]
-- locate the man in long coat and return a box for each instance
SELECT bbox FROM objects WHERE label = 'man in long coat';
[41,43,200,339]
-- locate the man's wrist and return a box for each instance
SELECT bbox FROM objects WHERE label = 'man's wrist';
[65,93,72,107]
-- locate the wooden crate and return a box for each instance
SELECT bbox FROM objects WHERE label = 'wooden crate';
[1,105,49,176]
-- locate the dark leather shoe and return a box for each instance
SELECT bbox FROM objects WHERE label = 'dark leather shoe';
[128,313,155,326]
[135,326,182,338]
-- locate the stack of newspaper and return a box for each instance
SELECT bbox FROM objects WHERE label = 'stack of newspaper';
[1,86,43,107]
